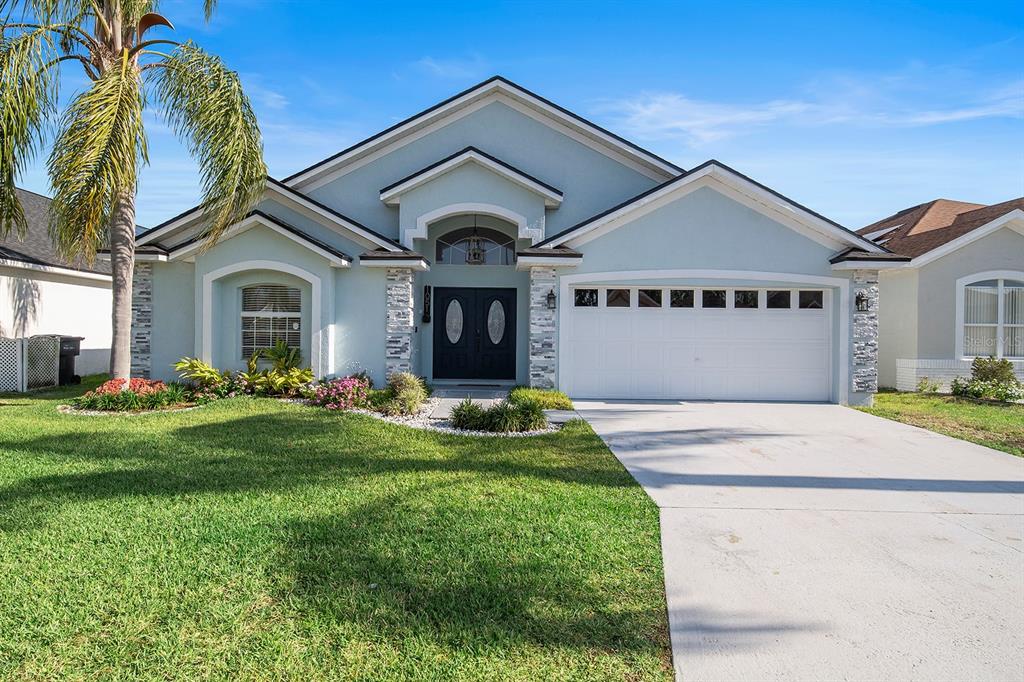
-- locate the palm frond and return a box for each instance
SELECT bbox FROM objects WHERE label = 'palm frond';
[47,52,146,261]
[203,0,216,21]
[151,40,265,245]
[0,25,58,237]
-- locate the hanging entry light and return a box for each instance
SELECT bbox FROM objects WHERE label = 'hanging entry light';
[465,214,485,265]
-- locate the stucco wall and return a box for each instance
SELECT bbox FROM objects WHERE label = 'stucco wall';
[915,227,1024,359]
[876,269,919,388]
[0,266,112,376]
[303,100,659,240]
[150,261,195,381]
[559,186,864,404]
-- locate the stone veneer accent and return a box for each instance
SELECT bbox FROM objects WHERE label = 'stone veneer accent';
[851,269,880,394]
[385,268,415,376]
[131,262,153,378]
[528,266,557,388]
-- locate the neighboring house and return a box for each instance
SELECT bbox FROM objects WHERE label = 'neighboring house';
[0,188,113,375]
[118,76,904,406]
[856,198,1024,390]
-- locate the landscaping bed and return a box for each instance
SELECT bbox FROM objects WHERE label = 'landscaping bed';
[0,378,670,680]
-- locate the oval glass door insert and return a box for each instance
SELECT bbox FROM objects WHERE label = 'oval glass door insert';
[445,299,463,344]
[487,300,505,344]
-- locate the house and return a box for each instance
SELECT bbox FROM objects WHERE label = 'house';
[855,198,1024,391]
[122,76,904,405]
[0,188,112,376]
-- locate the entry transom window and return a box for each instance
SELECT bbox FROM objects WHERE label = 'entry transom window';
[241,285,301,359]
[436,226,515,265]
[961,277,1024,359]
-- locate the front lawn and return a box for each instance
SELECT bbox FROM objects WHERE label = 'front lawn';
[859,390,1024,456]
[0,378,670,680]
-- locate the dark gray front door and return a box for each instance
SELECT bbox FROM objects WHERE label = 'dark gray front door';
[433,287,516,380]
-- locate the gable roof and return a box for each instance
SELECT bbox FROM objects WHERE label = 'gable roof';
[135,177,404,252]
[1,188,110,276]
[858,197,1024,259]
[537,159,887,254]
[380,146,563,207]
[284,76,683,188]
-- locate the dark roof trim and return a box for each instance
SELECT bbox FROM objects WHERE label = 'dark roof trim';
[828,248,911,264]
[283,75,683,184]
[516,246,582,258]
[379,146,563,198]
[535,159,889,253]
[165,210,352,262]
[358,248,429,261]
[136,176,404,252]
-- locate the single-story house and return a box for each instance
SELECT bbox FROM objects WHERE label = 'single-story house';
[0,188,113,376]
[855,198,1024,390]
[123,76,906,405]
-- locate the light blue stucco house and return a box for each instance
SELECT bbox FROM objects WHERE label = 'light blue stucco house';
[126,76,906,405]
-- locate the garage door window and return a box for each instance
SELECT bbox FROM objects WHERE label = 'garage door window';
[670,289,694,308]
[799,291,824,309]
[702,290,727,308]
[607,289,630,307]
[639,289,662,308]
[734,290,759,309]
[766,290,792,309]
[574,289,598,307]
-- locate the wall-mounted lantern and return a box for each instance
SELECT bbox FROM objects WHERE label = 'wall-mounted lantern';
[855,290,870,312]
[546,289,557,310]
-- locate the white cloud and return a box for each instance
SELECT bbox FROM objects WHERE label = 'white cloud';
[598,73,1023,147]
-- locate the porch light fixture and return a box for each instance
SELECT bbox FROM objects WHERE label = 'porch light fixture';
[855,291,870,312]
[546,289,557,309]
[465,214,485,265]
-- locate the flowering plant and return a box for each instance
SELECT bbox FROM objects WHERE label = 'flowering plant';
[308,376,370,410]
[91,378,167,395]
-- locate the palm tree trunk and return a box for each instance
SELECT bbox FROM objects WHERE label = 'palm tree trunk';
[108,190,136,380]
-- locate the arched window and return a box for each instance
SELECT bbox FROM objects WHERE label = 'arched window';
[240,284,301,359]
[959,275,1024,359]
[436,226,515,265]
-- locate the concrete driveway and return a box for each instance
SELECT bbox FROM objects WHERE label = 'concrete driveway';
[576,401,1024,681]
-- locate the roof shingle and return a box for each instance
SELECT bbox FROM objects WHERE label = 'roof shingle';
[0,188,111,275]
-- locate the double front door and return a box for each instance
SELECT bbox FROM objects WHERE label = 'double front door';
[433,287,516,380]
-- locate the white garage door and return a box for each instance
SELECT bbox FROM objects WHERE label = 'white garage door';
[564,285,833,401]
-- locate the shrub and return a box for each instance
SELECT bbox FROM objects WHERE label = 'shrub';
[263,340,302,371]
[508,387,573,410]
[951,376,1024,403]
[448,397,548,433]
[71,380,193,412]
[971,357,1017,384]
[375,372,428,416]
[915,377,940,394]
[174,357,230,390]
[449,398,486,430]
[309,376,370,410]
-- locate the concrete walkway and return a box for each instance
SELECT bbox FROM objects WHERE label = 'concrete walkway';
[577,400,1024,681]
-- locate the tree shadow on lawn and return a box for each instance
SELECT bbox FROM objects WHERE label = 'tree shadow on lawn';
[0,409,634,531]
[274,489,673,667]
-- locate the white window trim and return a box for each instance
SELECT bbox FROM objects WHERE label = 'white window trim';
[201,260,329,377]
[407,202,541,248]
[239,284,302,360]
[560,270,849,403]
[955,270,1024,360]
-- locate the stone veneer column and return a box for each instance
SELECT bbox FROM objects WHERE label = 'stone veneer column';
[385,268,414,376]
[528,266,557,388]
[851,269,880,394]
[130,262,153,378]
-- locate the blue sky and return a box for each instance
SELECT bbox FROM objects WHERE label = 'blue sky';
[16,0,1024,228]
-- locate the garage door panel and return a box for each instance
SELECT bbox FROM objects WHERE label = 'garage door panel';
[565,286,833,402]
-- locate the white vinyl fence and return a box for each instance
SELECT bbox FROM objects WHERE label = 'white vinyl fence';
[0,335,60,392]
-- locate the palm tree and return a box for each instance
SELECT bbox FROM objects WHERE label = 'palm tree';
[0,0,266,380]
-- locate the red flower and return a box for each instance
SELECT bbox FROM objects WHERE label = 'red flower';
[90,378,167,396]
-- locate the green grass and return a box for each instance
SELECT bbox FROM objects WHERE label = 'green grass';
[508,387,574,411]
[0,377,670,680]
[858,390,1024,456]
